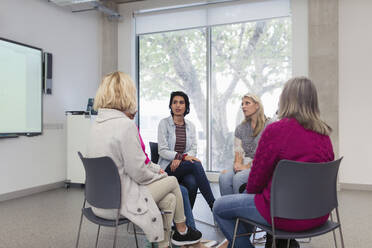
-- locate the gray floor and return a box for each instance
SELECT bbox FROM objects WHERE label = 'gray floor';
[0,184,370,247]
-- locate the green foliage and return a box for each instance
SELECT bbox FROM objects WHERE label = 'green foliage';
[139,28,206,99]
[139,18,291,101]
[139,18,292,169]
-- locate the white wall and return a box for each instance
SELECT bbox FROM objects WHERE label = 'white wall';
[339,0,372,185]
[0,0,102,194]
[291,0,308,77]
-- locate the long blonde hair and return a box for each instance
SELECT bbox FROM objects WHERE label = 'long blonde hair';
[278,76,332,135]
[242,94,267,137]
[93,71,137,114]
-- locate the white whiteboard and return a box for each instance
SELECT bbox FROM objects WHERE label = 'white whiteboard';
[0,38,42,134]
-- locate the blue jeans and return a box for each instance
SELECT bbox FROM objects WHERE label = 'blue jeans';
[166,160,215,208]
[213,194,269,248]
[180,174,198,208]
[219,169,251,195]
[180,185,196,229]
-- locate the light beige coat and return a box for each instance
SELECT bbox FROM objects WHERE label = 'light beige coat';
[86,108,167,242]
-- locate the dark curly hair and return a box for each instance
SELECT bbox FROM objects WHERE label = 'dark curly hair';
[169,91,190,116]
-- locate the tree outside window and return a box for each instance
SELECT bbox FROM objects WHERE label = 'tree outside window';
[139,17,292,171]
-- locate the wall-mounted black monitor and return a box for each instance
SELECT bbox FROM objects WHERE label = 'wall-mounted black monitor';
[0,38,43,135]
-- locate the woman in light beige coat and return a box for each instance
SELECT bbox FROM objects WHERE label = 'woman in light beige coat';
[86,71,202,248]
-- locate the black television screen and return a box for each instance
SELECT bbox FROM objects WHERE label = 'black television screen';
[0,38,43,135]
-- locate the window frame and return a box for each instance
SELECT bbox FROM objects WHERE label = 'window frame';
[135,18,292,172]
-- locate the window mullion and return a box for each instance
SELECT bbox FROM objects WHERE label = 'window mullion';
[206,27,212,171]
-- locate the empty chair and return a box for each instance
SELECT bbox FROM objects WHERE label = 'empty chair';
[75,151,139,248]
[149,142,159,164]
[231,158,345,248]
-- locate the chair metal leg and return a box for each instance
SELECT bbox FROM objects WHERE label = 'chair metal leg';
[112,225,119,248]
[332,230,338,248]
[75,211,84,248]
[76,200,86,248]
[126,220,145,235]
[271,217,277,248]
[335,208,345,248]
[330,212,338,248]
[95,225,101,248]
[287,239,290,248]
[113,211,120,248]
[272,236,276,248]
[339,227,345,248]
[133,223,139,248]
[231,218,240,248]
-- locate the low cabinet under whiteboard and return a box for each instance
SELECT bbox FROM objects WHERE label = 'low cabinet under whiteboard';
[66,114,93,184]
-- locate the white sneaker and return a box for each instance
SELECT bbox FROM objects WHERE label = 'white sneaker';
[204,240,218,247]
[215,239,228,248]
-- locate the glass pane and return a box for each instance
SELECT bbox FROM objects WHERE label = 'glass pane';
[139,28,207,168]
[210,18,292,171]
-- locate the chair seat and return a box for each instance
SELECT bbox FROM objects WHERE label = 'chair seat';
[240,219,341,239]
[82,207,130,227]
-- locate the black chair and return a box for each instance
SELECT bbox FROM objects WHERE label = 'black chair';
[231,158,345,248]
[75,152,139,248]
[149,142,159,163]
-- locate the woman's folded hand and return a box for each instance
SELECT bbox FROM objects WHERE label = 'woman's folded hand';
[184,155,200,163]
[170,159,181,172]
[234,162,251,172]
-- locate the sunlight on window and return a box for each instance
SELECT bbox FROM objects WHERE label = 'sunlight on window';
[139,17,292,171]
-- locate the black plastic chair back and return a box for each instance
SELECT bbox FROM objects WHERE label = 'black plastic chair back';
[149,142,159,164]
[78,152,121,209]
[271,158,342,220]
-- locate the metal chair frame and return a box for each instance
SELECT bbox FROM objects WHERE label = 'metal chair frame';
[231,158,345,248]
[75,152,139,248]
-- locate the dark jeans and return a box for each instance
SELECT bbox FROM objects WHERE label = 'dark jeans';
[165,160,215,208]
[180,174,197,208]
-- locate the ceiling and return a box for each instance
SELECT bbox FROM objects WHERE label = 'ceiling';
[49,0,148,18]
[49,0,148,19]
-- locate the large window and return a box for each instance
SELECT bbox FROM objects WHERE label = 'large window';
[139,28,207,166]
[137,3,292,171]
[210,19,291,170]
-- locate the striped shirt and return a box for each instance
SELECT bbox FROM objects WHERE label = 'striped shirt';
[174,124,186,160]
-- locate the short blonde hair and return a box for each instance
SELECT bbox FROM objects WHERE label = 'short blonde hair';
[242,94,267,137]
[93,71,137,114]
[278,76,332,135]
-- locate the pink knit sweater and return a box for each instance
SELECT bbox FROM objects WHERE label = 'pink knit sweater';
[246,118,334,232]
[137,127,150,165]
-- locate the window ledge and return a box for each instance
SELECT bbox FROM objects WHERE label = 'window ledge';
[206,171,219,183]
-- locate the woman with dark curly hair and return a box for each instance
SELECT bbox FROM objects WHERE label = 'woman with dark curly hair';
[157,91,215,210]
